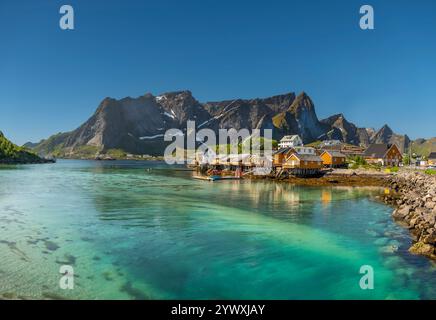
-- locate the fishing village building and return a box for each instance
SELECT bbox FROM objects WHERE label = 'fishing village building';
[320,150,346,168]
[273,147,296,167]
[281,153,323,176]
[428,152,436,166]
[192,136,407,181]
[293,146,316,155]
[319,141,365,157]
[278,135,303,149]
[272,143,323,177]
[363,143,402,166]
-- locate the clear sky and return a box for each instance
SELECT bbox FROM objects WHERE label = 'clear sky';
[1,0,435,145]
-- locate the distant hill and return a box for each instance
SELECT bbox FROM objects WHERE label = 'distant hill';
[24,90,417,157]
[0,131,46,164]
[410,137,436,158]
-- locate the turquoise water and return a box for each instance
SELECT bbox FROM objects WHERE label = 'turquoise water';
[0,160,434,299]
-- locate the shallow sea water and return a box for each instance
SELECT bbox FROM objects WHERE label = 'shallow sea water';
[0,160,434,299]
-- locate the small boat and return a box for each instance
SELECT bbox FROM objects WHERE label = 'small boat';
[193,175,242,182]
[193,175,215,181]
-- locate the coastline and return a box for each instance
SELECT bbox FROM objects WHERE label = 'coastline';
[0,158,55,165]
[247,168,390,187]
[382,172,436,260]
[280,173,387,187]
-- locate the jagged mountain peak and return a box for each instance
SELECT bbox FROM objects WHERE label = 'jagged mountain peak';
[372,124,394,140]
[322,113,347,124]
[320,114,372,146]
[371,124,410,153]
[379,124,393,133]
[271,91,327,143]
[157,90,193,99]
[335,113,345,120]
[27,89,411,157]
[297,91,309,98]
[289,92,315,113]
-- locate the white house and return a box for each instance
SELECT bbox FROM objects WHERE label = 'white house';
[320,140,342,147]
[278,135,303,149]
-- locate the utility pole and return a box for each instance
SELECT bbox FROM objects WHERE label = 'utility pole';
[409,141,412,168]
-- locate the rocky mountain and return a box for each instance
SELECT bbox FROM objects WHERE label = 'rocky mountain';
[202,92,295,134]
[370,124,410,153]
[320,113,371,146]
[272,93,331,143]
[0,131,45,164]
[26,90,413,157]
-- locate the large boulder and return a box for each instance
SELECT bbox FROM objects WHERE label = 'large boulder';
[393,205,411,219]
[409,241,434,257]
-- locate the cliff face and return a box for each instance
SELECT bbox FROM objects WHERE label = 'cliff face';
[27,90,414,157]
[62,94,172,153]
[272,93,330,143]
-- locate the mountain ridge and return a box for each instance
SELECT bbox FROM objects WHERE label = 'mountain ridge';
[25,90,417,157]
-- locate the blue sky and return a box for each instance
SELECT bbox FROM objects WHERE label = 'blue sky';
[1,0,435,145]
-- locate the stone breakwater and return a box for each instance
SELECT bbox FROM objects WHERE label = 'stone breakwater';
[383,172,436,259]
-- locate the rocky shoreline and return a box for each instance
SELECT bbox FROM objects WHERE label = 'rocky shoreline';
[285,172,388,187]
[383,172,436,260]
[260,168,390,187]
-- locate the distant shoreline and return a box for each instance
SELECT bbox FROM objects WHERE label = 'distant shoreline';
[0,158,55,165]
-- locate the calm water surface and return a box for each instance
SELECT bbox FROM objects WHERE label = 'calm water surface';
[0,160,434,299]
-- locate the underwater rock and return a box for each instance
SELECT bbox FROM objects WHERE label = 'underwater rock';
[409,241,435,258]
[44,240,60,251]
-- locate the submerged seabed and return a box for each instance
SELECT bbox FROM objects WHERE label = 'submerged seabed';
[0,160,435,299]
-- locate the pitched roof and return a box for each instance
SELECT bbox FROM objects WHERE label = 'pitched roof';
[274,147,295,155]
[280,135,301,142]
[363,144,391,158]
[428,152,436,159]
[290,154,323,162]
[322,150,346,158]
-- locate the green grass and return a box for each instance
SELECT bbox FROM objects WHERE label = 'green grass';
[71,145,100,157]
[306,141,322,148]
[425,169,436,175]
[0,131,42,163]
[105,149,127,158]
